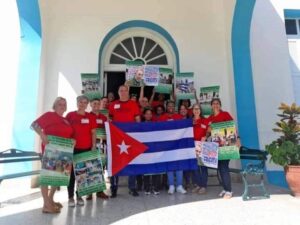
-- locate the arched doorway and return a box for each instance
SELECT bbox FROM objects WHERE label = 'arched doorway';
[98,21,179,99]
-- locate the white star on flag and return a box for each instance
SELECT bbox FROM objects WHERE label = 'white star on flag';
[117,140,130,154]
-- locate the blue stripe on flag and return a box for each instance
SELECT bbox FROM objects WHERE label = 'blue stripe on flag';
[144,138,195,153]
[117,158,198,176]
[113,119,193,133]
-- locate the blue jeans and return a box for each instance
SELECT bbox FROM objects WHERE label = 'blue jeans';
[192,166,208,188]
[218,160,231,192]
[167,170,183,186]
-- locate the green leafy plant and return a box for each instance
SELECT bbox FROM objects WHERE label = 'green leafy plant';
[266,103,300,167]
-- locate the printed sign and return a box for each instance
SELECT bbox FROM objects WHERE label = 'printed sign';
[175,72,194,99]
[199,86,220,116]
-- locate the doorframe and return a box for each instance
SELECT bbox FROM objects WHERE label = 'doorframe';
[98,20,180,96]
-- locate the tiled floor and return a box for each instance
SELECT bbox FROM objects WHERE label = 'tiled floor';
[0,177,299,225]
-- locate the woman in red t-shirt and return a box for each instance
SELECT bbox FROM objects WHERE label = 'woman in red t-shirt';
[66,95,97,207]
[207,98,240,199]
[31,97,73,214]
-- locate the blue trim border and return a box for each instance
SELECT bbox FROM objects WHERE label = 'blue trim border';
[267,171,288,188]
[231,0,259,150]
[98,20,180,75]
[284,9,300,19]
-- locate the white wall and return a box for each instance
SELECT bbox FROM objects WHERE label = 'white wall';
[38,0,236,116]
[251,0,300,170]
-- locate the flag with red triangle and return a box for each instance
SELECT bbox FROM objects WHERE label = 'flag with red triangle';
[105,122,148,176]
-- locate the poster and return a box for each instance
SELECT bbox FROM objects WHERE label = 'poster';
[125,61,145,87]
[154,68,173,94]
[175,72,194,99]
[196,141,219,168]
[199,86,220,116]
[143,65,159,86]
[210,121,240,160]
[81,73,101,100]
[73,150,106,197]
[40,135,75,186]
[99,109,109,119]
[96,128,106,140]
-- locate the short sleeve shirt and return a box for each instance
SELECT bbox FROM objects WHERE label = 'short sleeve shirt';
[193,117,209,141]
[158,113,183,121]
[109,100,140,122]
[66,111,97,149]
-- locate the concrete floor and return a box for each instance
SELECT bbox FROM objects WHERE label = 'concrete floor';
[0,177,299,225]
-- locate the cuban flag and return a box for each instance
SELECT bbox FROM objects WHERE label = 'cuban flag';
[105,119,197,176]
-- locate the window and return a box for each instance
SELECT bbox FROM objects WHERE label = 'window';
[285,19,298,35]
[110,36,168,65]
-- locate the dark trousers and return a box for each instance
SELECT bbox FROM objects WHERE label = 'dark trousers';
[68,148,91,199]
[144,174,160,191]
[218,160,231,192]
[110,175,136,192]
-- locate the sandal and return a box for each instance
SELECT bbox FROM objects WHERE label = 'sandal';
[54,202,63,208]
[42,207,60,214]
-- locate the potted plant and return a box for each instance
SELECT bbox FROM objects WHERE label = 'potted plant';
[266,103,300,197]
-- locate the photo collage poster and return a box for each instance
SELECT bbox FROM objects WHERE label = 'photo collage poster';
[40,135,75,186]
[154,68,174,94]
[199,86,220,117]
[81,73,101,100]
[175,72,195,99]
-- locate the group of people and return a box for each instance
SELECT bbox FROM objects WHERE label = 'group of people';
[31,84,240,214]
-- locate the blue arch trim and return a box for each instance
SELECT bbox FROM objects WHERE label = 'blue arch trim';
[232,0,259,150]
[98,20,180,74]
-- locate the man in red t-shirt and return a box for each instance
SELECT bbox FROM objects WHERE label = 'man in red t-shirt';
[109,85,141,198]
[66,95,97,207]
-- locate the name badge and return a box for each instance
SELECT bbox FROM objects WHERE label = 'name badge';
[81,118,89,124]
[201,124,207,129]
[96,119,103,124]
[114,104,120,109]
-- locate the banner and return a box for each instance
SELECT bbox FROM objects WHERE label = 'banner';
[175,72,194,99]
[210,121,240,160]
[196,141,219,168]
[81,73,101,100]
[125,61,145,87]
[199,86,220,116]
[40,136,75,186]
[143,65,159,86]
[73,150,106,197]
[154,68,173,94]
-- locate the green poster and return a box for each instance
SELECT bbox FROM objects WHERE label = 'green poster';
[199,86,220,116]
[81,73,101,100]
[96,128,106,140]
[175,72,195,99]
[40,136,75,186]
[154,68,173,94]
[125,61,145,87]
[99,109,109,119]
[73,150,106,197]
[210,121,240,160]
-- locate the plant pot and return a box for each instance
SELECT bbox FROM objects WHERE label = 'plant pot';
[285,165,300,197]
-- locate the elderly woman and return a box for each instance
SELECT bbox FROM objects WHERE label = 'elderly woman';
[207,98,241,199]
[31,97,73,214]
[66,95,97,207]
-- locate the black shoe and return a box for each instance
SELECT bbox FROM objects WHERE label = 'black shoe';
[111,190,117,198]
[129,189,139,197]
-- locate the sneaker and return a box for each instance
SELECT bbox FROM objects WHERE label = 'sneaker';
[223,191,233,199]
[153,190,160,195]
[68,198,75,207]
[76,197,84,206]
[176,185,187,194]
[129,189,139,197]
[198,187,206,194]
[218,190,226,197]
[144,190,151,195]
[192,186,201,193]
[168,185,175,194]
[86,194,93,200]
